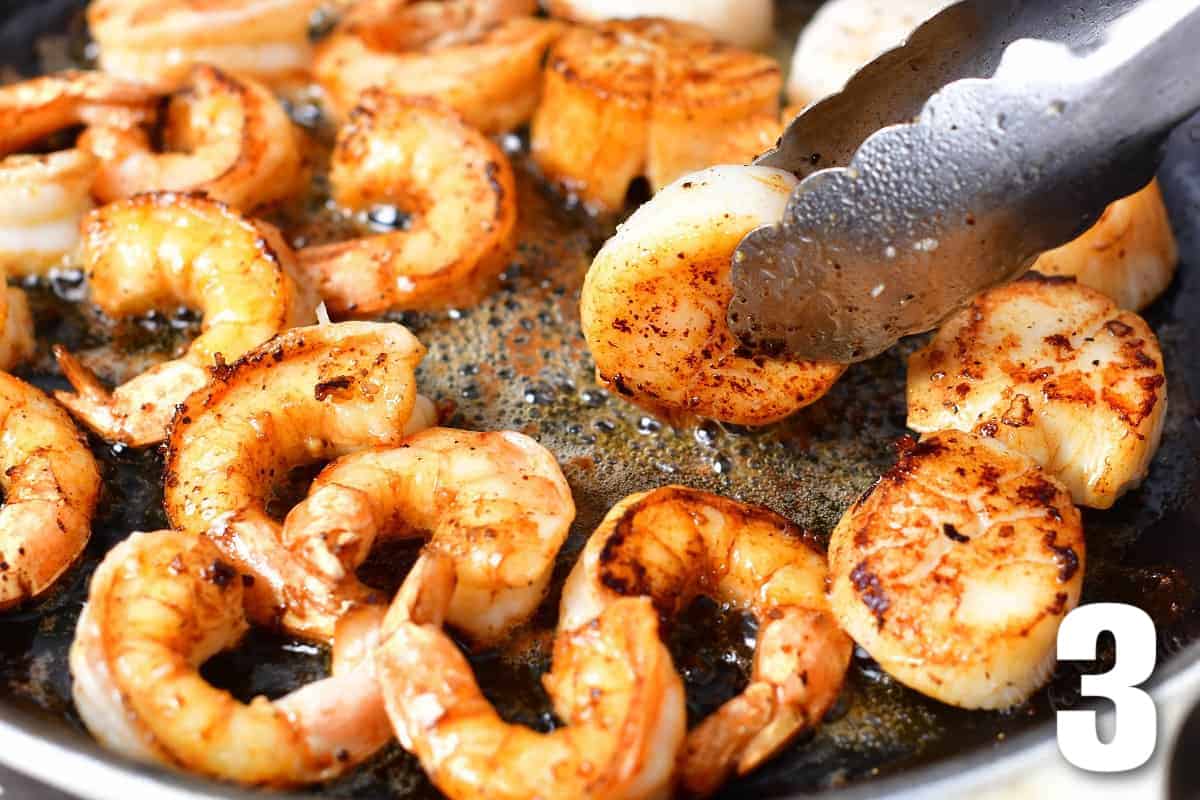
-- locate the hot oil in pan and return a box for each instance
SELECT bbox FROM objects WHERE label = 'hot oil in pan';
[2,2,1200,797]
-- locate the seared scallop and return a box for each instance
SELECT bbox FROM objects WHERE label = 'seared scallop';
[1032,180,1178,311]
[908,274,1167,509]
[829,430,1084,710]
[531,18,781,214]
[543,0,774,48]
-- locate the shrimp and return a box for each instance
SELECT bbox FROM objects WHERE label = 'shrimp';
[530,18,781,215]
[280,427,574,645]
[581,165,845,426]
[1031,180,1178,311]
[829,430,1085,709]
[0,70,157,157]
[87,0,321,90]
[0,373,101,609]
[561,487,852,796]
[53,192,318,447]
[79,65,304,210]
[907,273,1167,509]
[70,529,392,787]
[375,553,686,800]
[296,92,518,316]
[314,2,561,133]
[544,0,774,48]
[0,151,98,276]
[0,72,157,275]
[786,0,953,107]
[164,320,433,643]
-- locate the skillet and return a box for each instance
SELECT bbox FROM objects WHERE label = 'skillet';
[0,1,1198,797]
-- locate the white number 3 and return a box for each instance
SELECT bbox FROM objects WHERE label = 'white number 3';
[1056,603,1157,772]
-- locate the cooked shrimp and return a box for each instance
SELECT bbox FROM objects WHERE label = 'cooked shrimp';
[70,529,392,787]
[907,274,1167,509]
[164,321,432,643]
[375,553,686,800]
[0,151,98,276]
[582,165,845,426]
[0,70,157,157]
[1031,180,1178,311]
[829,430,1085,709]
[80,65,304,210]
[0,72,156,274]
[0,373,100,610]
[544,0,774,48]
[0,270,35,372]
[87,0,320,90]
[296,93,518,316]
[53,193,317,447]
[530,18,781,214]
[280,427,573,645]
[314,2,561,132]
[786,0,953,107]
[561,487,852,796]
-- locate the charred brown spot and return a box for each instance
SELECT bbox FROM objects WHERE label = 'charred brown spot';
[850,561,890,626]
[1043,334,1073,351]
[1105,319,1134,337]
[1018,477,1064,521]
[942,523,970,543]
[1001,394,1034,427]
[1044,533,1080,582]
[314,376,355,401]
[977,420,999,438]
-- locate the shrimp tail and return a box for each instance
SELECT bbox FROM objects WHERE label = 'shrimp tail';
[53,346,122,435]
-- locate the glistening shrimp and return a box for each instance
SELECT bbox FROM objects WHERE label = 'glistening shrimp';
[375,554,686,799]
[0,372,101,609]
[164,321,434,643]
[70,530,392,787]
[296,93,517,316]
[54,192,318,447]
[281,427,575,646]
[561,487,853,797]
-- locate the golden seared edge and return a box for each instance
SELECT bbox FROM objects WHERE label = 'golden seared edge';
[908,273,1167,509]
[829,430,1084,709]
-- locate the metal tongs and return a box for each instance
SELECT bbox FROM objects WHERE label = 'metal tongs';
[729,0,1200,363]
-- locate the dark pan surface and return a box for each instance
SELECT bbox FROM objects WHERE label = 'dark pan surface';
[1,2,1199,798]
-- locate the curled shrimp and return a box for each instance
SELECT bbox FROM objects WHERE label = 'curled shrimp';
[314,1,561,132]
[907,273,1167,509]
[376,553,686,800]
[281,427,575,646]
[786,0,953,107]
[561,487,852,796]
[530,18,781,214]
[164,320,434,643]
[544,0,774,48]
[87,0,321,90]
[80,65,304,210]
[0,70,157,157]
[0,373,101,609]
[0,72,156,275]
[829,430,1085,709]
[70,529,392,787]
[296,92,518,315]
[1031,180,1178,311]
[53,192,318,447]
[581,165,845,426]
